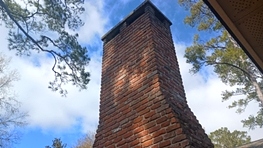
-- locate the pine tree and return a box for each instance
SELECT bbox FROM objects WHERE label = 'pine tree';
[209,127,251,148]
[178,0,263,129]
[46,138,67,148]
[0,0,90,96]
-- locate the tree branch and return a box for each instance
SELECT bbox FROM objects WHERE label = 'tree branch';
[0,0,59,75]
[205,60,252,81]
[40,35,79,80]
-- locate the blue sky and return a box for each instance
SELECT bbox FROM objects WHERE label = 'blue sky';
[0,0,262,147]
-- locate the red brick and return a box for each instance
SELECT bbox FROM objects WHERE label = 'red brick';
[134,145,142,148]
[117,129,127,137]
[130,139,140,147]
[170,117,178,124]
[180,140,190,147]
[113,136,122,143]
[172,134,187,144]
[142,139,153,147]
[123,131,133,139]
[152,128,166,137]
[176,128,183,135]
[138,106,150,115]
[153,136,163,144]
[151,144,159,148]
[145,120,156,130]
[108,145,115,148]
[156,116,168,124]
[121,107,131,114]
[134,126,144,134]
[149,113,159,121]
[117,139,126,147]
[141,135,152,143]
[151,102,161,110]
[164,131,176,140]
[133,116,143,124]
[137,130,148,138]
[144,110,156,119]
[119,143,129,148]
[104,140,112,147]
[149,124,161,133]
[94,1,213,148]
[159,140,171,147]
[166,123,180,133]
[161,120,170,127]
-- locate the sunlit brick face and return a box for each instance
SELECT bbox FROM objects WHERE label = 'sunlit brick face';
[93,1,213,148]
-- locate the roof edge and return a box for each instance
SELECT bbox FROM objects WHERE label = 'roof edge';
[203,0,263,74]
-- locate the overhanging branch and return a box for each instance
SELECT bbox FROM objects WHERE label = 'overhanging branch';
[205,60,252,81]
[0,0,59,74]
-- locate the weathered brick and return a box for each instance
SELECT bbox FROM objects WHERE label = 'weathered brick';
[161,120,171,127]
[141,135,152,143]
[152,128,166,137]
[120,144,129,148]
[130,138,140,147]
[153,136,163,144]
[156,116,168,124]
[133,116,143,124]
[176,128,183,135]
[159,140,171,147]
[134,126,144,134]
[93,1,213,148]
[123,131,133,139]
[166,123,180,133]
[151,144,159,148]
[142,139,153,147]
[172,134,187,144]
[150,102,161,110]
[113,136,122,143]
[137,130,148,138]
[144,110,156,119]
[180,140,190,147]
[148,125,161,133]
[116,139,126,147]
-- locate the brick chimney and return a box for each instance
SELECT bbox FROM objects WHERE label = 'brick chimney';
[93,1,213,147]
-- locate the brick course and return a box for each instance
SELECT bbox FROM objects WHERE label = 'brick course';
[94,1,213,148]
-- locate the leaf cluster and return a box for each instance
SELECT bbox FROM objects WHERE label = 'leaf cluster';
[179,0,263,129]
[209,127,251,148]
[0,0,90,96]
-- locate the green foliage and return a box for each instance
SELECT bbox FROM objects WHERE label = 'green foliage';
[179,0,263,129]
[209,127,251,148]
[0,0,90,96]
[46,138,67,148]
[242,108,263,129]
[178,0,222,31]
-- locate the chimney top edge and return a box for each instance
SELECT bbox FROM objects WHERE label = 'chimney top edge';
[101,1,172,43]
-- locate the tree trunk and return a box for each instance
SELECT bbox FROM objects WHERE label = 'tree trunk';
[252,80,263,106]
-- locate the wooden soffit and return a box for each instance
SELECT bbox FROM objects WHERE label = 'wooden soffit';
[204,0,263,73]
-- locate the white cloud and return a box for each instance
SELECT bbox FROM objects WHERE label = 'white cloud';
[76,0,107,44]
[0,39,101,133]
[21,54,99,131]
[0,0,105,133]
